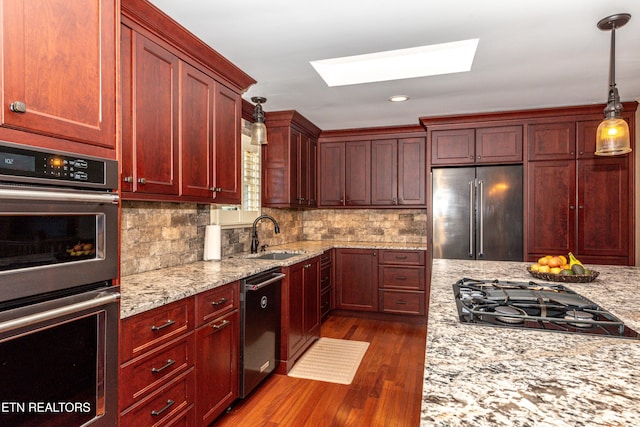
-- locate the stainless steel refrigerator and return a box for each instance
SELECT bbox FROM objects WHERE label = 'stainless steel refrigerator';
[432,165,523,261]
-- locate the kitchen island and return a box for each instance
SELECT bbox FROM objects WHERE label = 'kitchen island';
[421,259,640,426]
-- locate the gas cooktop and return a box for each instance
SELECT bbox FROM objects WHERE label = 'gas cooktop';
[453,278,640,339]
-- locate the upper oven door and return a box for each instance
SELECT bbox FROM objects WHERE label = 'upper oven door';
[0,187,119,302]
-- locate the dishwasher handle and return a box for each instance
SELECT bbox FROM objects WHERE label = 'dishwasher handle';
[245,272,286,291]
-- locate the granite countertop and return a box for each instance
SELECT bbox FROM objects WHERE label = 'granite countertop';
[421,259,640,427]
[119,240,426,318]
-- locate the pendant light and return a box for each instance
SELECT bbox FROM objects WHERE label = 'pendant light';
[595,13,632,156]
[250,96,268,145]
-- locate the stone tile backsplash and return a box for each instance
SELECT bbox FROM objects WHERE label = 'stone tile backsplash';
[303,209,427,244]
[121,202,426,276]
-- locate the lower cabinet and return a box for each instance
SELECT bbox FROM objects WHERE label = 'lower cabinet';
[279,256,321,373]
[335,248,379,311]
[320,250,333,321]
[120,282,240,427]
[336,248,428,317]
[194,283,240,426]
[120,297,196,426]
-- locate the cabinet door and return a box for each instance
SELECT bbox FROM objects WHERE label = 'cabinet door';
[526,160,576,258]
[345,141,371,205]
[308,139,318,207]
[262,126,293,206]
[303,259,320,340]
[130,33,180,195]
[577,157,629,261]
[398,137,426,205]
[1,0,115,149]
[212,83,242,204]
[431,129,475,165]
[294,130,308,206]
[475,126,522,163]
[318,142,345,206]
[180,62,214,199]
[285,263,306,357]
[335,249,378,311]
[195,310,239,427]
[576,120,599,160]
[527,122,576,161]
[371,139,398,205]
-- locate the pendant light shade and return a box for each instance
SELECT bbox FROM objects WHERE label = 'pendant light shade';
[250,97,268,145]
[594,13,632,156]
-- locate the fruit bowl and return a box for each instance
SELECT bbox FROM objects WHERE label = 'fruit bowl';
[527,268,599,283]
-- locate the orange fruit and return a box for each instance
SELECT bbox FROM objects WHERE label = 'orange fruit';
[558,255,567,265]
[538,257,549,266]
[547,257,562,268]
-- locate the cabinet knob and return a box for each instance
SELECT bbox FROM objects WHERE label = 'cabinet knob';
[9,101,27,113]
[372,251,377,256]
[578,205,584,210]
[138,178,147,184]
[578,151,584,155]
[469,155,474,160]
[569,205,576,210]
[476,155,481,160]
[570,152,575,156]
[123,176,134,183]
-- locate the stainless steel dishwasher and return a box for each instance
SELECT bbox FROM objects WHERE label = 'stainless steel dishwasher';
[240,268,284,398]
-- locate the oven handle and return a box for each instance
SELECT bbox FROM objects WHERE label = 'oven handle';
[0,292,120,334]
[0,188,119,204]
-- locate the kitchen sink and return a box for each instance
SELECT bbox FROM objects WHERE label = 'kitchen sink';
[249,252,301,260]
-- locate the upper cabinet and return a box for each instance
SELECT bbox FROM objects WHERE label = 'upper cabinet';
[430,125,523,165]
[318,127,427,208]
[262,110,321,208]
[120,0,255,202]
[0,0,116,158]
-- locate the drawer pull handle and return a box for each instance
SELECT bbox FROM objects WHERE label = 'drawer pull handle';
[395,255,408,259]
[211,297,228,306]
[395,276,407,280]
[151,359,176,374]
[151,399,175,417]
[395,300,408,305]
[9,101,27,113]
[212,319,230,330]
[151,319,176,331]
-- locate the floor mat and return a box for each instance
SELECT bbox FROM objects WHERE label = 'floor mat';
[287,337,370,385]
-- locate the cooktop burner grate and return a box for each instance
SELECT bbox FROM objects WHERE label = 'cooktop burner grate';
[453,278,640,339]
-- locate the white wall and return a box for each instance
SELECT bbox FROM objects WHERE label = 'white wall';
[636,106,639,266]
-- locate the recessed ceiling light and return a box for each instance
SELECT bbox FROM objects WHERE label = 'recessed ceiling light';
[310,38,479,87]
[389,95,409,102]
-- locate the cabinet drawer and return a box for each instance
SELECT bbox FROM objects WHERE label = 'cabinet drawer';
[379,266,424,290]
[379,250,425,266]
[121,368,194,427]
[196,282,239,326]
[320,250,332,266]
[379,290,425,315]
[121,298,195,362]
[120,333,195,409]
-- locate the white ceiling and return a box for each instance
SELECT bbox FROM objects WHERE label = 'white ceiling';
[148,0,640,131]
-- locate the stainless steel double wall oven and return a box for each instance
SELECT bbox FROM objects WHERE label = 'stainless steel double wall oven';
[0,141,120,427]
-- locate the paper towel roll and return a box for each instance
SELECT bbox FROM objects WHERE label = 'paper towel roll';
[204,225,221,260]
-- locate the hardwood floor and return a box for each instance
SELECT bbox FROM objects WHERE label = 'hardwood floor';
[214,314,427,426]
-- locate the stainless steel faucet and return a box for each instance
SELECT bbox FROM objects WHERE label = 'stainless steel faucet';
[250,214,280,253]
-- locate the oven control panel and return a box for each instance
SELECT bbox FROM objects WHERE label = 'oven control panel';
[0,141,116,188]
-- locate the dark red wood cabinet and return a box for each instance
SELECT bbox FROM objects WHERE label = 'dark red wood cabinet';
[262,111,321,208]
[279,257,321,373]
[335,249,378,311]
[527,118,633,265]
[0,0,116,158]
[318,127,426,208]
[431,125,522,165]
[120,0,254,203]
[121,28,180,196]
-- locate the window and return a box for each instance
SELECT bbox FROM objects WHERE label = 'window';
[211,119,261,227]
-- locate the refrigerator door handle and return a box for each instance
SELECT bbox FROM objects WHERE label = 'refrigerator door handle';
[468,180,474,257]
[478,179,484,257]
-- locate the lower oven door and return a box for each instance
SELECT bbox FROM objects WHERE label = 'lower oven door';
[0,286,119,427]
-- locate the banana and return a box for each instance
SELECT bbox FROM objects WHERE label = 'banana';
[568,252,583,268]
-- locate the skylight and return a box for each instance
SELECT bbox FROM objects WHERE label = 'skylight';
[310,39,479,87]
